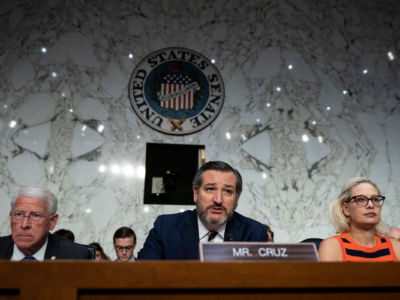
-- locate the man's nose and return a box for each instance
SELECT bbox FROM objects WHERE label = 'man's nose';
[21,215,32,228]
[213,190,223,203]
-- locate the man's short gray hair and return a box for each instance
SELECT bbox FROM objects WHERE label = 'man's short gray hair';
[11,186,58,215]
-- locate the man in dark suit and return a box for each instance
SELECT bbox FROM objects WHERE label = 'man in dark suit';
[0,186,94,261]
[138,161,268,260]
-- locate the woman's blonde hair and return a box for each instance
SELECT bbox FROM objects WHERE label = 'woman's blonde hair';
[330,177,387,234]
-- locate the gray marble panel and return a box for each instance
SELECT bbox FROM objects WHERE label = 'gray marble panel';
[0,0,399,259]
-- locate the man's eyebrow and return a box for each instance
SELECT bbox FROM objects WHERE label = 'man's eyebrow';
[223,184,235,189]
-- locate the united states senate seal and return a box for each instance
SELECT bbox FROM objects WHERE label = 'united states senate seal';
[128,47,224,135]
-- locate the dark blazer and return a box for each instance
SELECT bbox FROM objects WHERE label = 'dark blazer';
[0,233,94,260]
[138,209,268,260]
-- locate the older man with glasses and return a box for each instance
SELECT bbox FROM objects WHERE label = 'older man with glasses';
[0,186,94,261]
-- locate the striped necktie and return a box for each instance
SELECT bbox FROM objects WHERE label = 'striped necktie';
[208,231,218,242]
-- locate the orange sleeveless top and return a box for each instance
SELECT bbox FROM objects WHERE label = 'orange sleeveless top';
[333,233,397,262]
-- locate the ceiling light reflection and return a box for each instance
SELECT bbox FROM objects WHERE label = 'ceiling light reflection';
[123,164,134,177]
[111,164,120,175]
[97,124,104,133]
[137,165,146,179]
[387,51,395,61]
[302,134,309,142]
[98,165,106,173]
[9,120,17,128]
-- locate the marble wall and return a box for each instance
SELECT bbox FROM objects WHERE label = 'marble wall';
[1,0,399,259]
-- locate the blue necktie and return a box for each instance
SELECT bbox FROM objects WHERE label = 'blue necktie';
[21,256,36,261]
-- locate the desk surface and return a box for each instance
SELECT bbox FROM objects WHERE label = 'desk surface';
[1,261,399,299]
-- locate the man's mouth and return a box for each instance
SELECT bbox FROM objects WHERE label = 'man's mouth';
[16,234,33,239]
[208,206,225,214]
[365,213,376,217]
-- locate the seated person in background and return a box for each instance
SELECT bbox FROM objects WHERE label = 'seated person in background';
[138,161,268,260]
[54,228,75,242]
[0,186,94,261]
[113,226,136,261]
[300,238,323,250]
[89,242,110,261]
[386,227,400,241]
[265,224,274,242]
[318,177,400,261]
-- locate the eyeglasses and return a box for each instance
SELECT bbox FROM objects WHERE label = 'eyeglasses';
[10,210,49,224]
[115,246,134,252]
[347,195,385,207]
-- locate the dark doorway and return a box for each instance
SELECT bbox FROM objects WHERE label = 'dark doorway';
[144,143,205,205]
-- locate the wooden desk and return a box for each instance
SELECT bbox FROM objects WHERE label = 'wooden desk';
[1,261,399,299]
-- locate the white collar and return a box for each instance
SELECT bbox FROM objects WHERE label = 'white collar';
[197,215,226,243]
[11,238,48,261]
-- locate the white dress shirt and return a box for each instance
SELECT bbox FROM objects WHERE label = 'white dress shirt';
[11,239,48,261]
[197,216,225,243]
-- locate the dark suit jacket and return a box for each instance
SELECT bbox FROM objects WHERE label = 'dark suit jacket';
[138,209,268,260]
[0,233,94,260]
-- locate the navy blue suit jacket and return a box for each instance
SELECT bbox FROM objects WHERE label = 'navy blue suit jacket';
[138,209,268,260]
[0,233,94,260]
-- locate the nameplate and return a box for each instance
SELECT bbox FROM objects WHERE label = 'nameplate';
[199,242,319,262]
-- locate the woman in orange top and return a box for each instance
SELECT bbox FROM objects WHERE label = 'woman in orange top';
[318,177,400,261]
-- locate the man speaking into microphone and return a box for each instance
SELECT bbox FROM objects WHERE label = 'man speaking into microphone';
[138,161,268,260]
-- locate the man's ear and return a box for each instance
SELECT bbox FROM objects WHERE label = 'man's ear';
[234,194,240,209]
[193,187,198,204]
[49,213,59,230]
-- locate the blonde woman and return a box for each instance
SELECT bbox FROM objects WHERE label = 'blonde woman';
[318,177,400,261]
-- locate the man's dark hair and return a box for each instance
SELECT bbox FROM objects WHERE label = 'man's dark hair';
[192,161,242,197]
[54,229,75,242]
[113,226,136,244]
